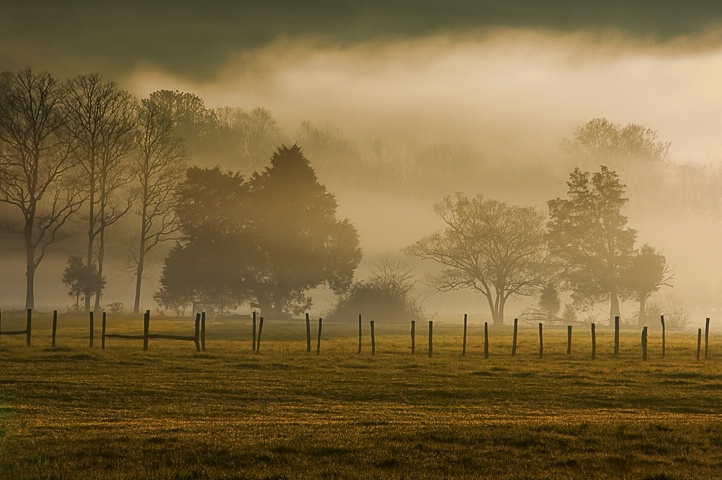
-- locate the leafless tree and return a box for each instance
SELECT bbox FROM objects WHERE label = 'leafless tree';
[65,73,137,312]
[0,69,83,309]
[130,97,187,314]
[406,193,554,326]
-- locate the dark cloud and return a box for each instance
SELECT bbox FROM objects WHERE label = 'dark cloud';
[3,1,722,80]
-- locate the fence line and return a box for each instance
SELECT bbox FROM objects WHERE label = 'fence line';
[0,309,714,364]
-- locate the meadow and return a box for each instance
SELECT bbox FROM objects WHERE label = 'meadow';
[0,311,721,479]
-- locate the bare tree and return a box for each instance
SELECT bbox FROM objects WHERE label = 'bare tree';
[65,73,136,312]
[406,193,553,326]
[130,97,187,314]
[0,69,83,309]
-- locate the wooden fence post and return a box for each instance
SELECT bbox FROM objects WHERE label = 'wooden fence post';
[411,320,416,355]
[591,323,596,360]
[256,317,264,354]
[358,314,362,354]
[201,311,206,352]
[26,308,32,347]
[484,322,489,359]
[512,318,518,356]
[538,323,544,358]
[660,315,666,358]
[316,317,322,355]
[642,326,648,361]
[428,321,433,358]
[101,312,106,350]
[462,313,468,356]
[614,316,620,356]
[567,325,572,355]
[253,311,258,353]
[370,320,376,356]
[705,317,710,359]
[697,328,702,361]
[89,311,94,349]
[52,310,57,348]
[194,313,201,352]
[143,310,150,351]
[305,312,311,353]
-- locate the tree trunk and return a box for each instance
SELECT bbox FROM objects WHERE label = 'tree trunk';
[133,194,149,315]
[85,185,95,313]
[638,295,647,327]
[133,257,144,315]
[484,292,505,326]
[609,290,621,327]
[94,220,105,314]
[24,235,35,311]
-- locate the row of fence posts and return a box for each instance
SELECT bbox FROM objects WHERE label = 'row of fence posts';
[0,310,715,361]
[0,309,207,352]
[298,314,712,361]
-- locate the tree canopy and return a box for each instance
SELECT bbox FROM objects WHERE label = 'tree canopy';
[406,193,552,325]
[156,145,361,318]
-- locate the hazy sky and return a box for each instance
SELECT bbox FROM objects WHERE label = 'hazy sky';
[4,1,722,162]
[4,2,722,314]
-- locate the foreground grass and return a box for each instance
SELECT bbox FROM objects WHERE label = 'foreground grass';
[0,313,721,479]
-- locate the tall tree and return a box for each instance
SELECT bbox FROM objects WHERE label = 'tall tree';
[247,145,361,317]
[406,193,552,326]
[155,167,256,313]
[623,244,673,326]
[65,73,136,312]
[547,166,636,325]
[156,146,362,317]
[0,69,83,309]
[130,97,187,314]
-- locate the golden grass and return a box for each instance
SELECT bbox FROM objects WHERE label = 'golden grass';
[0,312,721,479]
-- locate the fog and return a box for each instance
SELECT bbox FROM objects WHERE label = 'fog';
[3,3,722,325]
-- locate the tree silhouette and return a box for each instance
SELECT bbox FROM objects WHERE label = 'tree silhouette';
[548,166,636,326]
[406,193,552,326]
[0,69,83,309]
[65,73,136,313]
[623,244,673,326]
[62,256,104,312]
[247,145,361,317]
[156,145,361,317]
[130,96,187,314]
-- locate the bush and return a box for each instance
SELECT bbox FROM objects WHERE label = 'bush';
[327,257,424,324]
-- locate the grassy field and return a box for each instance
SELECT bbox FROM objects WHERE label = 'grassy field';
[0,311,721,479]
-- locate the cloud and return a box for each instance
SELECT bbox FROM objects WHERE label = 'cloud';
[121,28,722,164]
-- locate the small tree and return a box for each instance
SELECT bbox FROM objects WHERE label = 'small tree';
[62,256,104,312]
[539,284,561,322]
[623,244,673,326]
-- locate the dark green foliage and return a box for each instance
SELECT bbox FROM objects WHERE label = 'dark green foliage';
[61,256,105,312]
[156,145,361,317]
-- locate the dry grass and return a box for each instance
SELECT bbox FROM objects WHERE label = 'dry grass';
[0,311,721,479]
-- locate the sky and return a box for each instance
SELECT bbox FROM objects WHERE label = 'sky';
[4,1,722,161]
[3,1,722,317]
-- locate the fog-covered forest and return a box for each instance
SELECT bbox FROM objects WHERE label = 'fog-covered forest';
[3,2,722,327]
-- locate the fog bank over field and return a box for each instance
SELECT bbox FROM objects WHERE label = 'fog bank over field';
[123,29,722,164]
[3,3,722,324]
